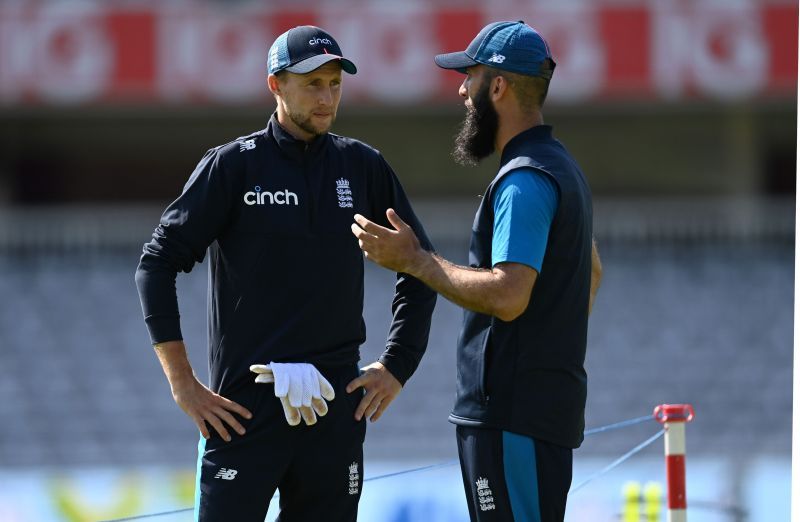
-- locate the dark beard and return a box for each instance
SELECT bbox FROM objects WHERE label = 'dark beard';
[452,81,498,166]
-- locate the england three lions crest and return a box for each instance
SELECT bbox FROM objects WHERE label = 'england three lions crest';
[348,461,360,495]
[336,178,354,208]
[475,477,495,511]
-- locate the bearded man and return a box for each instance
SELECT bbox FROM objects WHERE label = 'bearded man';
[351,21,603,522]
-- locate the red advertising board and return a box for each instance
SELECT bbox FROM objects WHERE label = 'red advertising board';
[0,1,795,106]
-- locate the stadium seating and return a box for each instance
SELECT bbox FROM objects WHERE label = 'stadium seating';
[0,233,791,467]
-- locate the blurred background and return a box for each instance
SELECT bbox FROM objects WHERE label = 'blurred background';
[0,0,795,521]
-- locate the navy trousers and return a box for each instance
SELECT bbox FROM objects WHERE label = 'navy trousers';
[457,425,573,522]
[195,365,366,522]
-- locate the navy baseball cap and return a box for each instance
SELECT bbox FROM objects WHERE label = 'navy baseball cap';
[435,21,555,79]
[268,25,357,75]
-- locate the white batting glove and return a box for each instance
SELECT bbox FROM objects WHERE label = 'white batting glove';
[249,362,335,426]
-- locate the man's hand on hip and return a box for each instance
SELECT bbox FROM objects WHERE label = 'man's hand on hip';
[153,341,252,443]
[170,375,252,442]
[345,361,402,422]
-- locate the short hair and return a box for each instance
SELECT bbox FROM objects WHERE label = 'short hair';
[492,61,553,112]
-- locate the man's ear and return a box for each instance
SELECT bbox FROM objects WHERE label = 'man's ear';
[267,74,280,96]
[490,75,508,102]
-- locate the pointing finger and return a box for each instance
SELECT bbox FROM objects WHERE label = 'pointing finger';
[353,214,390,236]
[351,223,374,241]
[385,208,409,231]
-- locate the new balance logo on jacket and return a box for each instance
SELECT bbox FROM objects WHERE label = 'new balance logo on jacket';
[214,468,238,480]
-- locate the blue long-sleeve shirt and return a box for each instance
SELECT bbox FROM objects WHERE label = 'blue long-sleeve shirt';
[135,115,437,394]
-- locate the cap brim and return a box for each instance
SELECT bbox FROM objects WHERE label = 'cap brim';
[285,54,357,75]
[434,52,478,73]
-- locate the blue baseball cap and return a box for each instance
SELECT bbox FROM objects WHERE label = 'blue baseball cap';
[434,21,555,79]
[268,25,357,76]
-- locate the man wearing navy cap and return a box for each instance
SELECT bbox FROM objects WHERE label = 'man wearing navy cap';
[136,25,436,521]
[352,21,603,521]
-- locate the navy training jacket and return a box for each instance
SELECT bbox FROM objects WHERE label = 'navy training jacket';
[135,114,437,395]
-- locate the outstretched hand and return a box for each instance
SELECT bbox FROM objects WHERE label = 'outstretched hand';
[351,209,425,275]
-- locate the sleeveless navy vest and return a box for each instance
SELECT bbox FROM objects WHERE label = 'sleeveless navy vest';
[448,125,593,449]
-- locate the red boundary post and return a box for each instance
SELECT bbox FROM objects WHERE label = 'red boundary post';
[654,404,695,522]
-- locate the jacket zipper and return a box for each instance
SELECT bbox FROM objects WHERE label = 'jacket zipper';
[302,144,316,229]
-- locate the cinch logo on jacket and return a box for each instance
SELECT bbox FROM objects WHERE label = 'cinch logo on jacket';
[243,186,299,206]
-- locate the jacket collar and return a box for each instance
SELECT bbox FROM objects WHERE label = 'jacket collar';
[268,112,329,163]
[499,124,553,166]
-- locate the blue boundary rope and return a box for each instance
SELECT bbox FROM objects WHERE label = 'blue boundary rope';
[101,509,192,522]
[568,428,666,494]
[364,459,458,482]
[99,413,657,522]
[583,414,652,435]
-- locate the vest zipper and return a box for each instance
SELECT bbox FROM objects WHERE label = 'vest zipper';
[479,329,490,405]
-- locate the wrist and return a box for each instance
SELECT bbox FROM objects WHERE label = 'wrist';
[153,341,196,390]
[406,248,432,279]
[378,350,412,386]
[168,367,197,389]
